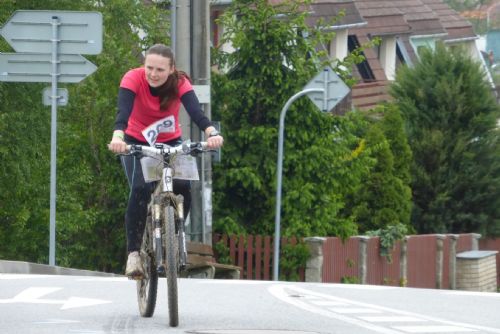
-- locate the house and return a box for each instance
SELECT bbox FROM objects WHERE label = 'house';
[210,0,485,111]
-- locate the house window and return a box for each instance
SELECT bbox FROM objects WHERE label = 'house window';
[348,35,375,82]
[396,38,412,68]
[211,10,222,47]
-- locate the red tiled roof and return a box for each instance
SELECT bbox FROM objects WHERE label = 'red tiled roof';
[306,1,366,29]
[420,0,476,41]
[354,0,412,35]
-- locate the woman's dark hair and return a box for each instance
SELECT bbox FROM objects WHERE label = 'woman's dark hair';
[145,44,191,110]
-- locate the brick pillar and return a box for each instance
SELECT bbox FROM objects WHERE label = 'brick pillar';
[436,234,446,289]
[399,236,409,287]
[471,233,481,250]
[456,250,498,292]
[304,237,326,283]
[358,236,370,285]
[449,234,459,289]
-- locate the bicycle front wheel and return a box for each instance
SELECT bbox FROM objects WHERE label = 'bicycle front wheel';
[164,205,179,327]
[137,215,158,317]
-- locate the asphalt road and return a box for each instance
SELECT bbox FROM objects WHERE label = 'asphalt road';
[1,274,499,334]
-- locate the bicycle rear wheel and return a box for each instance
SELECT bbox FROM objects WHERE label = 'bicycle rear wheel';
[137,215,158,317]
[164,205,179,327]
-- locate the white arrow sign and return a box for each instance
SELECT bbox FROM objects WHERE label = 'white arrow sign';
[0,53,97,83]
[0,10,102,54]
[0,287,111,310]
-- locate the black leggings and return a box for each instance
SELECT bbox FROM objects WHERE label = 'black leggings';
[121,142,191,253]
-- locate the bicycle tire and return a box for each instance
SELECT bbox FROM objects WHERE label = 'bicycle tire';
[137,215,158,317]
[164,205,179,327]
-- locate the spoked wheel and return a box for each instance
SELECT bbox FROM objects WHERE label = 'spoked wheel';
[137,216,158,317]
[164,205,179,327]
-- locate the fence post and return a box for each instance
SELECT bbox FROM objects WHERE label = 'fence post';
[304,237,326,282]
[400,236,409,287]
[471,233,482,250]
[358,236,370,285]
[449,234,459,290]
[436,234,446,289]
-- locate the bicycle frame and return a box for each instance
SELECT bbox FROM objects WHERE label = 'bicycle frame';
[127,141,207,326]
[150,155,188,273]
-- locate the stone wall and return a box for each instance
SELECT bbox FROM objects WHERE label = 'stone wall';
[456,250,498,292]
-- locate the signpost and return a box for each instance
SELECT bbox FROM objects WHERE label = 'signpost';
[0,10,102,266]
[273,66,350,281]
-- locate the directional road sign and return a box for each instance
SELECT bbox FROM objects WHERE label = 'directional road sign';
[0,10,102,267]
[0,10,102,55]
[0,53,97,83]
[303,66,350,112]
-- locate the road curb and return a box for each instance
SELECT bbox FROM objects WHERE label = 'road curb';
[0,260,123,277]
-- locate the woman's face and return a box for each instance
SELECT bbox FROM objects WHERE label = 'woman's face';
[144,53,174,87]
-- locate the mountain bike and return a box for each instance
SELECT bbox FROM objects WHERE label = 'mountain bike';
[126,140,207,327]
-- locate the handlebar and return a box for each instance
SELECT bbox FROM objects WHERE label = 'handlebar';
[126,141,208,159]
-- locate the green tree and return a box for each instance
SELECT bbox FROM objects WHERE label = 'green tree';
[391,43,500,236]
[211,0,374,239]
[0,0,169,271]
[349,105,413,233]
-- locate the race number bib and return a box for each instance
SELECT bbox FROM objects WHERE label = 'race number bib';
[142,115,176,146]
[140,155,199,183]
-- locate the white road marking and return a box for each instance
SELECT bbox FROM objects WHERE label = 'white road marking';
[33,319,80,325]
[0,287,111,310]
[309,300,348,306]
[12,287,61,301]
[393,325,478,333]
[61,297,112,310]
[330,307,382,314]
[269,284,406,334]
[269,285,500,333]
[359,316,425,322]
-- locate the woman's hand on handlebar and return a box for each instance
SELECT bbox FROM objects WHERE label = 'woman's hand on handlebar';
[207,135,223,149]
[205,126,224,149]
[108,132,128,154]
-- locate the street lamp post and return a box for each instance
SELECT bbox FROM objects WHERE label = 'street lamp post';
[273,67,350,281]
[273,88,324,281]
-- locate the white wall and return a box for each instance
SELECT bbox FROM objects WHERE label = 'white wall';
[379,36,397,80]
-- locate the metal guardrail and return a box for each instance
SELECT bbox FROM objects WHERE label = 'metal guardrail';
[0,260,122,277]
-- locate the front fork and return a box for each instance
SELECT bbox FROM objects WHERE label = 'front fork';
[152,200,164,274]
[176,195,188,269]
[151,194,188,273]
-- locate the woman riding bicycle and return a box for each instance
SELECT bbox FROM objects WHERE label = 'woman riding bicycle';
[108,43,223,278]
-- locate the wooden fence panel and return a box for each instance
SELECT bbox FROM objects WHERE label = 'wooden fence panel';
[246,235,253,280]
[254,235,262,280]
[213,234,304,280]
[456,234,474,252]
[263,236,272,280]
[442,237,451,290]
[322,237,359,283]
[366,237,401,286]
[407,235,437,288]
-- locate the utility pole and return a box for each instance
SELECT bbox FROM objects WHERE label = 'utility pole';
[191,0,212,244]
[173,0,212,244]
